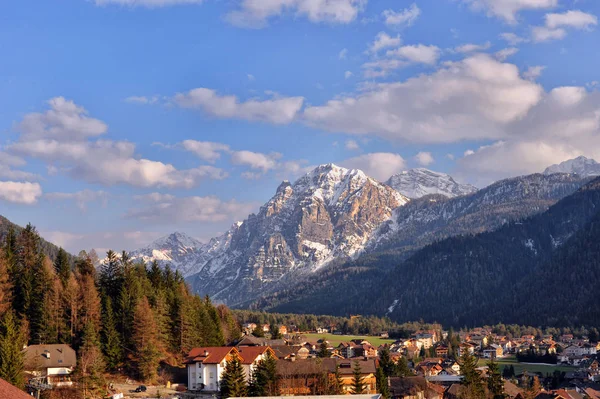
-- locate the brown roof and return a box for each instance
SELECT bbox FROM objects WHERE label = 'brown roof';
[236,346,275,364]
[185,347,238,364]
[0,378,33,399]
[275,358,377,377]
[389,377,428,396]
[323,358,377,375]
[271,345,301,359]
[24,344,77,370]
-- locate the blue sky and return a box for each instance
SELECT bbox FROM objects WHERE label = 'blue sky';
[1,0,599,253]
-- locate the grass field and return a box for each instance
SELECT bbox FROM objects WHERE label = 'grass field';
[477,356,575,375]
[302,333,396,347]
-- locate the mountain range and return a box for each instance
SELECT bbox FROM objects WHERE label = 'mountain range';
[126,156,600,314]
[4,156,600,326]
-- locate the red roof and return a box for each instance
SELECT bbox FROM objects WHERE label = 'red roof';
[185,347,238,364]
[236,346,275,364]
[0,378,32,399]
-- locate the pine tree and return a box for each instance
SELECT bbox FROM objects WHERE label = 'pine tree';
[77,274,102,348]
[252,325,265,338]
[379,346,395,377]
[249,352,278,396]
[375,367,389,399]
[487,358,505,399]
[74,322,106,398]
[99,250,122,299]
[29,256,55,344]
[0,250,12,316]
[396,356,411,377]
[54,248,71,287]
[317,341,330,358]
[0,310,26,388]
[351,361,365,394]
[332,365,344,394]
[220,353,247,398]
[132,297,162,382]
[459,349,485,399]
[269,324,282,340]
[101,296,121,371]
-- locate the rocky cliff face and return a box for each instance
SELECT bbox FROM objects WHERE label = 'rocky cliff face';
[186,164,408,304]
[386,168,477,199]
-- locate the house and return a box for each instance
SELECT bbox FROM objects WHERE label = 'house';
[237,346,276,382]
[468,334,488,347]
[561,335,574,343]
[279,326,288,335]
[482,344,503,358]
[24,344,77,387]
[0,377,34,399]
[389,376,440,399]
[435,345,448,357]
[276,358,377,395]
[185,346,239,392]
[337,342,356,359]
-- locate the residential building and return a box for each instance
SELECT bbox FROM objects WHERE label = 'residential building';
[185,346,239,392]
[24,344,76,387]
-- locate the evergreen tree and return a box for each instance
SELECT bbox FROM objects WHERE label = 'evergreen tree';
[487,358,505,399]
[99,250,122,299]
[379,346,395,377]
[132,297,162,382]
[0,250,12,315]
[249,352,278,396]
[396,357,411,377]
[351,361,365,394]
[375,367,389,399]
[75,322,106,398]
[0,310,26,388]
[252,325,265,338]
[317,341,330,358]
[101,296,121,371]
[459,349,485,399]
[419,345,426,358]
[269,324,282,340]
[54,248,71,287]
[220,353,247,398]
[332,365,344,395]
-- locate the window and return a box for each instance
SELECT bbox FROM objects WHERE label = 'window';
[210,372,214,379]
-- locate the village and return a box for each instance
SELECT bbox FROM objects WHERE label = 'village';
[14,322,600,399]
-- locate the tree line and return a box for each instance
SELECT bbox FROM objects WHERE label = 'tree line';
[0,224,240,397]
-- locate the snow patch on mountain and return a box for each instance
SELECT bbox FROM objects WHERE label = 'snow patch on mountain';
[386,168,477,199]
[544,156,600,178]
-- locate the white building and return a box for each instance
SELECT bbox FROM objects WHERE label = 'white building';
[24,344,76,387]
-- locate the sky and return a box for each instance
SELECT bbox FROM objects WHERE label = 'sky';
[1,0,600,254]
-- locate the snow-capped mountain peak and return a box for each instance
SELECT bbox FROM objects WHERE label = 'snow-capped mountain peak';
[544,156,600,178]
[386,168,478,199]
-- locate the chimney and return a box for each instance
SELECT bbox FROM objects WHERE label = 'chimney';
[44,350,51,359]
[204,350,209,357]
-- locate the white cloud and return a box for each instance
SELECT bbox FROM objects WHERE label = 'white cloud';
[18,97,107,141]
[414,151,434,166]
[305,54,543,143]
[45,189,108,211]
[181,140,230,163]
[457,87,600,184]
[125,95,159,104]
[386,44,440,65]
[226,0,367,28]
[174,88,304,124]
[345,71,353,79]
[41,230,165,254]
[10,139,227,188]
[345,140,360,150]
[382,3,421,27]
[532,10,597,42]
[126,195,258,224]
[523,65,546,80]
[464,149,475,156]
[369,32,402,53]
[362,59,406,78]
[0,181,42,205]
[133,192,176,202]
[339,48,348,60]
[94,0,204,7]
[460,0,558,24]
[247,74,256,81]
[500,32,526,45]
[545,10,597,29]
[454,42,491,53]
[230,150,281,171]
[9,98,228,189]
[531,26,567,42]
[340,153,406,181]
[495,47,519,61]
